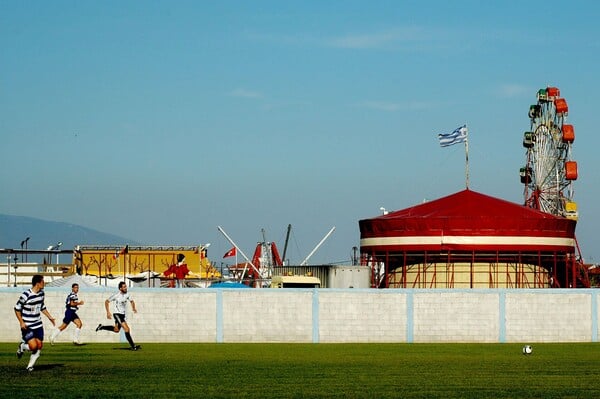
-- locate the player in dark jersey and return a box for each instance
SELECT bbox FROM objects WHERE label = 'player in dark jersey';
[96,281,140,350]
[14,274,56,371]
[49,283,85,345]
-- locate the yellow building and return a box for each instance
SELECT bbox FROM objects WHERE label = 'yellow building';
[73,245,221,282]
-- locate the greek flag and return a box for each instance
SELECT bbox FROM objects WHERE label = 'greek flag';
[438,125,468,147]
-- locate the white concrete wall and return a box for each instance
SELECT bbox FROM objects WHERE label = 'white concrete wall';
[221,290,314,342]
[504,292,593,342]
[1,287,598,343]
[412,291,500,342]
[319,291,407,342]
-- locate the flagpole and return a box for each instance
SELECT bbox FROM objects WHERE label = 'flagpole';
[465,124,469,189]
[437,124,469,188]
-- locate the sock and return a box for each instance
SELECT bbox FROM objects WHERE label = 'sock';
[125,332,135,347]
[100,326,117,332]
[20,342,30,352]
[50,328,60,341]
[73,328,81,342]
[27,350,40,369]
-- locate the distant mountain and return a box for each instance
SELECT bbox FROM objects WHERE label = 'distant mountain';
[0,214,140,253]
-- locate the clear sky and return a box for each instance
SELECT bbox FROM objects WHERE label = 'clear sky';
[2,1,600,265]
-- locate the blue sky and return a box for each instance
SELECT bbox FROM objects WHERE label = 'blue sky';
[2,1,600,265]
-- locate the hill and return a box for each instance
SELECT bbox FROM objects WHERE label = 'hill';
[0,214,139,254]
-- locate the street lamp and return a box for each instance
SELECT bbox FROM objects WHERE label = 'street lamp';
[199,243,211,282]
[22,237,30,263]
[201,243,211,251]
[13,254,18,287]
[56,242,63,263]
[7,255,11,288]
[47,242,63,264]
[199,243,211,261]
[20,237,30,263]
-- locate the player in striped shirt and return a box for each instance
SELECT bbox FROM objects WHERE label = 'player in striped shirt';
[49,283,85,345]
[95,281,140,350]
[14,274,57,371]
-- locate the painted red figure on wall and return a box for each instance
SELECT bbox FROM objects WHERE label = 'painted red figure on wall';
[164,253,190,288]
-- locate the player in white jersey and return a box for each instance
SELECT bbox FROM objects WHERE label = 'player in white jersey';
[49,283,85,345]
[14,274,57,371]
[96,281,140,350]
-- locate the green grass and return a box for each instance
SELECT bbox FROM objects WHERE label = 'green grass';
[2,342,600,398]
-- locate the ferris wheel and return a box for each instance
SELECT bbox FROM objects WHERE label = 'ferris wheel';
[520,86,578,219]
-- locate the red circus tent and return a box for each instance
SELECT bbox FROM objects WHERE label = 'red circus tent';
[359,189,586,288]
[360,189,576,252]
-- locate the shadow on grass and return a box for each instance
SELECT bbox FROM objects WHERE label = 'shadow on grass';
[30,363,65,371]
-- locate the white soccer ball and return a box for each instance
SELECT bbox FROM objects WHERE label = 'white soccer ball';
[522,345,533,355]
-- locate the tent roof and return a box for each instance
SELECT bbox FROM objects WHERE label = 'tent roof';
[377,189,563,220]
[359,189,576,252]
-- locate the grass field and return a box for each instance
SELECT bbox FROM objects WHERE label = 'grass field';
[2,342,600,398]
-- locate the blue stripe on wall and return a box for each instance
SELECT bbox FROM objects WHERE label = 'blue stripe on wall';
[498,291,506,343]
[406,291,414,343]
[216,290,223,343]
[312,289,319,343]
[592,290,598,343]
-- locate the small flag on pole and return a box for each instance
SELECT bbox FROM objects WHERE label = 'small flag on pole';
[438,125,468,147]
[223,247,237,258]
[113,245,129,259]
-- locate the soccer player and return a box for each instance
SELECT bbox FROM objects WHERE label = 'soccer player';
[14,274,56,371]
[96,281,140,350]
[49,283,85,345]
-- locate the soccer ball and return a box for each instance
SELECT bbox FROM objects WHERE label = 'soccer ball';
[522,345,533,355]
